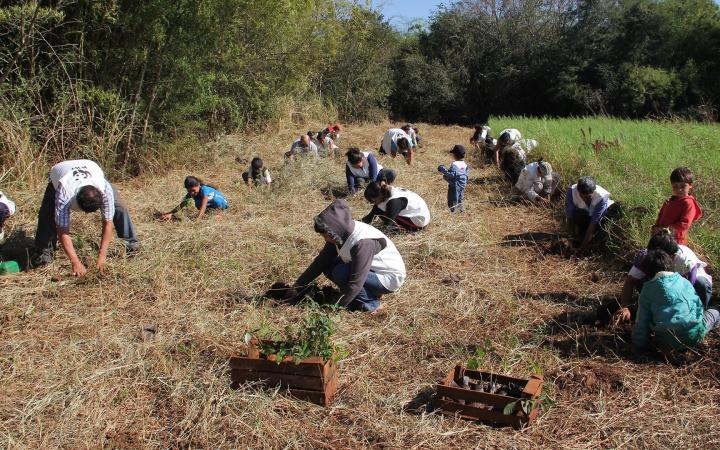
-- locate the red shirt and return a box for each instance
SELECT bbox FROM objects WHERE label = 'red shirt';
[654,195,702,245]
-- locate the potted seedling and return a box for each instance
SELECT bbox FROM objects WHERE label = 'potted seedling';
[230,306,345,406]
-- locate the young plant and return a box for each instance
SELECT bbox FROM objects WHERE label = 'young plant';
[467,339,496,370]
[244,305,345,364]
[502,391,555,416]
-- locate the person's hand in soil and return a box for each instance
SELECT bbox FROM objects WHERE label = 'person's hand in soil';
[160,212,173,221]
[536,195,551,206]
[96,252,107,275]
[612,307,632,326]
[71,259,87,277]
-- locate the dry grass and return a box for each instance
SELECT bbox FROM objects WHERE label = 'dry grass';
[1,123,719,449]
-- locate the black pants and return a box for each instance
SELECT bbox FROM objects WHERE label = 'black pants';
[34,182,139,255]
[569,203,622,247]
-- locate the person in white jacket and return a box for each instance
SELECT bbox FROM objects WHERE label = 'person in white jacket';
[0,190,15,244]
[379,128,414,165]
[515,160,561,204]
[495,128,538,168]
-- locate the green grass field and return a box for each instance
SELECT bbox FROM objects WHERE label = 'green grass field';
[489,116,720,262]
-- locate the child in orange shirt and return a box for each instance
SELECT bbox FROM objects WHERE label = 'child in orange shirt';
[652,167,702,245]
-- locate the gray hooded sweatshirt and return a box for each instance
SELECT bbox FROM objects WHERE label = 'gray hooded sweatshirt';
[296,199,405,306]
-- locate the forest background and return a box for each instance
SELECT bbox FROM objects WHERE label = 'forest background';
[3,0,720,183]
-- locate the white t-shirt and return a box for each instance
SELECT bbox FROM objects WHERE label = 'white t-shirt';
[381,129,412,154]
[289,139,319,157]
[629,245,711,283]
[49,159,114,228]
[0,191,16,215]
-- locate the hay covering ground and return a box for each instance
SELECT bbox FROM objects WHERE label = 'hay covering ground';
[1,123,719,449]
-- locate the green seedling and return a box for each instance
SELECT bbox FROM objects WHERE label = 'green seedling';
[467,339,496,370]
[503,391,555,416]
[246,305,344,364]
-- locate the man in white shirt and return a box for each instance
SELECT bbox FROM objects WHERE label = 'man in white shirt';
[34,159,139,276]
[515,160,561,204]
[284,135,319,162]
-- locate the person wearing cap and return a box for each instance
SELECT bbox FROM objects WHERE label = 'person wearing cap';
[33,159,139,275]
[284,134,319,162]
[515,159,561,204]
[495,128,538,168]
[379,128,414,165]
[288,199,406,314]
[438,145,470,213]
[0,190,16,244]
[565,176,619,251]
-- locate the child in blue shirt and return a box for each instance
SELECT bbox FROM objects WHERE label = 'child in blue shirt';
[438,145,469,212]
[161,176,228,220]
[632,249,720,351]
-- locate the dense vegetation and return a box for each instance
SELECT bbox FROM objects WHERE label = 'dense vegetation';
[392,0,720,123]
[2,0,720,182]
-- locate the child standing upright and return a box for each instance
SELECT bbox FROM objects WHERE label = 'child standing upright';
[438,145,469,212]
[652,167,702,245]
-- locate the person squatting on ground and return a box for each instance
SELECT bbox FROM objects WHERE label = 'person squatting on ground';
[289,199,406,314]
[285,134,319,162]
[317,131,340,158]
[615,231,712,324]
[470,124,493,165]
[0,190,16,244]
[242,157,272,190]
[494,128,537,169]
[362,181,431,232]
[401,123,421,148]
[161,176,228,220]
[632,249,720,352]
[651,167,702,245]
[324,123,342,143]
[565,176,620,251]
[438,145,469,213]
[379,127,414,165]
[34,159,139,275]
[345,148,383,195]
[514,159,561,205]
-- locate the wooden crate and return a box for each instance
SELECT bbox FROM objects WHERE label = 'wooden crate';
[230,343,338,406]
[433,365,543,428]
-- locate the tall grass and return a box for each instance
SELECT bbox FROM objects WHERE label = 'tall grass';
[490,117,720,262]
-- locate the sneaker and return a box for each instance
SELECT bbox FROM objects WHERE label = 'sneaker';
[32,250,54,267]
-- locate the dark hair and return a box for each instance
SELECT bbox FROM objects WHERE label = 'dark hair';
[377,168,396,184]
[670,167,694,184]
[76,185,103,212]
[346,147,364,165]
[251,157,263,171]
[397,138,410,150]
[647,230,679,255]
[498,131,512,146]
[307,131,317,139]
[184,176,203,189]
[184,176,217,191]
[640,249,673,278]
[364,181,392,203]
[576,176,596,195]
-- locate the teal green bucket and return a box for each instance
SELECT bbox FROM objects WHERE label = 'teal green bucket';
[0,261,20,275]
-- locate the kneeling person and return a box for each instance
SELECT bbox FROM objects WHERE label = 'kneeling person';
[632,249,720,351]
[515,159,560,204]
[291,199,406,313]
[34,159,139,275]
[161,176,228,220]
[0,190,15,244]
[362,181,430,232]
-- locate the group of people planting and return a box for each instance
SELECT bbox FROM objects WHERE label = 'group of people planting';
[0,122,716,351]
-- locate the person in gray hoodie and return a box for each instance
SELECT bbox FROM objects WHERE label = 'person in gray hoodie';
[290,199,406,313]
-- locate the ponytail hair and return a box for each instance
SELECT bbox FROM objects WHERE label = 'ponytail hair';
[364,180,392,203]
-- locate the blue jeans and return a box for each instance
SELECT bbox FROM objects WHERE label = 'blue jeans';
[324,260,392,312]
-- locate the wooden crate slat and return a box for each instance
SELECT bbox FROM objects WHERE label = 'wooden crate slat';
[231,369,327,391]
[230,356,327,377]
[436,384,519,407]
[434,399,524,427]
